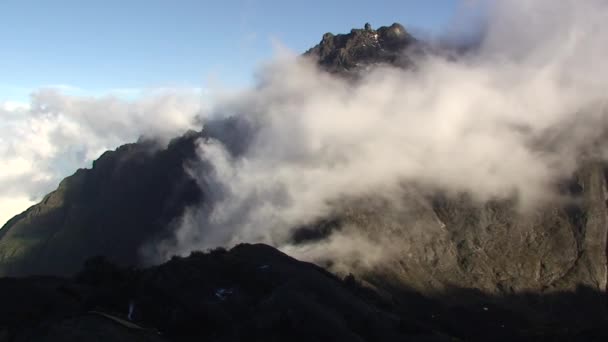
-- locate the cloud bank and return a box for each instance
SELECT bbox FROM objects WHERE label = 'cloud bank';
[0,89,202,226]
[152,0,608,265]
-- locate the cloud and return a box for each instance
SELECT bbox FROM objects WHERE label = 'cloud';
[151,0,608,266]
[0,196,35,228]
[0,101,30,111]
[0,88,203,227]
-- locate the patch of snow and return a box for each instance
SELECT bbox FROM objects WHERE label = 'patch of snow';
[128,300,135,321]
[215,288,234,301]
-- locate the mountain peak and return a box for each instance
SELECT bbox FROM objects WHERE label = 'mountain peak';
[305,22,416,72]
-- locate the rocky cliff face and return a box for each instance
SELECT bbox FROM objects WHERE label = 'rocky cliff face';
[326,164,608,294]
[0,23,607,329]
[305,22,418,74]
[328,164,608,322]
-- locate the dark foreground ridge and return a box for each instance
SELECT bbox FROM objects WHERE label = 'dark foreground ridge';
[1,243,607,341]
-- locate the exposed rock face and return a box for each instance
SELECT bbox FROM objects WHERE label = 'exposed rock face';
[283,165,608,331]
[365,165,607,295]
[305,23,417,73]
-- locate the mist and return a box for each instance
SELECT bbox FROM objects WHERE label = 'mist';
[0,89,202,226]
[150,0,608,267]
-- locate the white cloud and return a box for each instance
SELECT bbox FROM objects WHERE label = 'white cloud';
[0,88,204,227]
[150,0,608,265]
[0,196,35,228]
[1,101,30,111]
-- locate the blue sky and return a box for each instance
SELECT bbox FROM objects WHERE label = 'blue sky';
[0,0,460,102]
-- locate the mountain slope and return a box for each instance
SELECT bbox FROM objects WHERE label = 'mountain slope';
[0,133,204,276]
[324,163,608,294]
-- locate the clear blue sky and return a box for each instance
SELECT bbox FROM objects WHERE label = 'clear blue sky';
[0,0,460,102]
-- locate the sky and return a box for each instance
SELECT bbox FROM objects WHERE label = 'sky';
[0,0,460,103]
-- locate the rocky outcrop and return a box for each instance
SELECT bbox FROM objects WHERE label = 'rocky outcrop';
[305,23,418,73]
[286,163,608,327]
[354,165,606,300]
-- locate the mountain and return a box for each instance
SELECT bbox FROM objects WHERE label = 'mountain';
[1,22,607,338]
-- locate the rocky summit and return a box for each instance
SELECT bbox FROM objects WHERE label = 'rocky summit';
[305,22,417,73]
[0,23,607,340]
